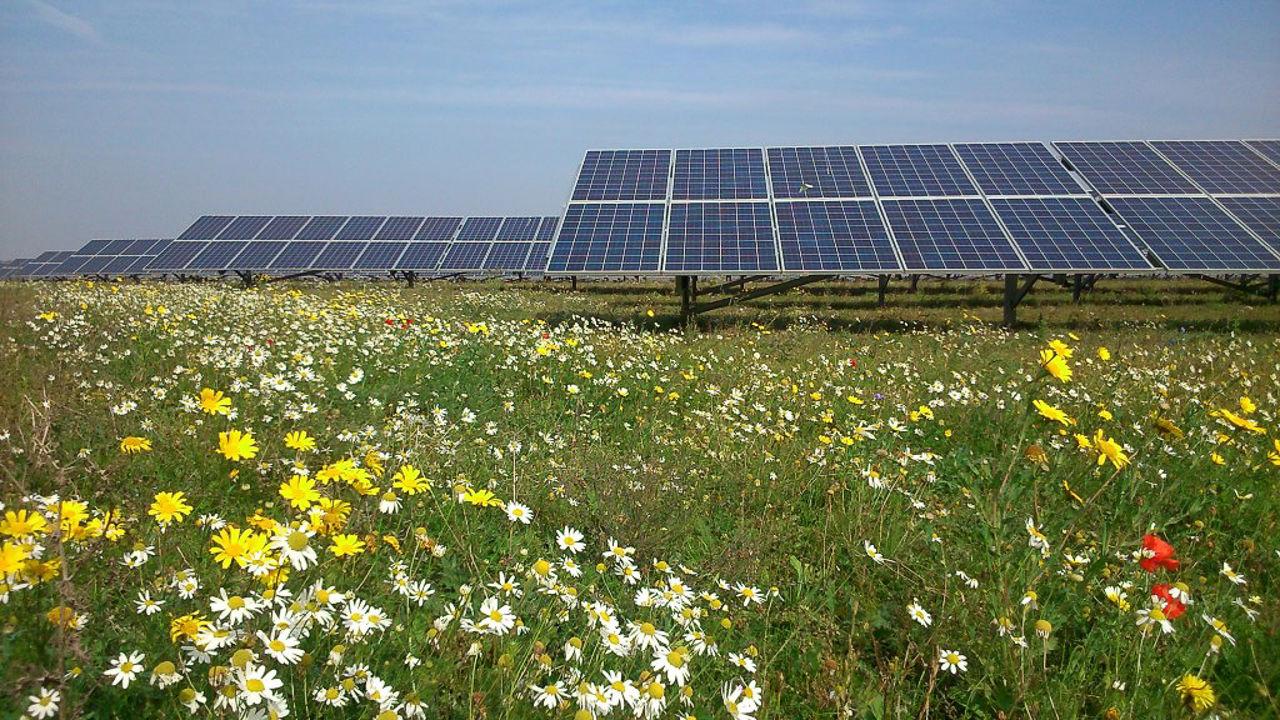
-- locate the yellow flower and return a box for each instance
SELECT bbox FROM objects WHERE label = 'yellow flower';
[1032,399,1072,426]
[1096,346,1110,361]
[1238,396,1256,415]
[1093,430,1129,469]
[209,526,264,569]
[198,388,232,416]
[1268,439,1280,467]
[1154,416,1184,440]
[1214,408,1264,434]
[284,431,316,452]
[279,475,320,510]
[1097,408,1112,421]
[1,509,49,537]
[1210,452,1225,466]
[1039,348,1072,383]
[329,534,366,557]
[0,541,29,576]
[119,436,152,454]
[461,487,503,508]
[148,491,193,526]
[1176,674,1215,714]
[1048,338,1073,359]
[218,429,259,461]
[170,613,210,643]
[392,465,428,496]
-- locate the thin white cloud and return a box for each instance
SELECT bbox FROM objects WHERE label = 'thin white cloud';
[25,0,100,43]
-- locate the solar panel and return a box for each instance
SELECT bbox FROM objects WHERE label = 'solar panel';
[216,216,272,240]
[354,242,409,269]
[125,256,157,273]
[523,242,551,272]
[666,202,778,273]
[103,256,142,274]
[269,241,327,269]
[989,198,1153,271]
[414,217,463,241]
[1107,197,1280,271]
[100,239,136,255]
[439,242,492,271]
[311,242,367,269]
[77,239,112,255]
[767,146,872,199]
[572,150,671,201]
[1053,141,1198,195]
[548,203,664,273]
[1217,197,1280,252]
[881,198,1027,271]
[145,239,173,258]
[774,200,900,272]
[334,216,386,241]
[148,241,209,270]
[1245,140,1280,166]
[226,241,287,270]
[861,144,978,198]
[257,216,310,240]
[457,217,503,241]
[952,142,1084,196]
[78,256,114,274]
[52,255,92,276]
[374,217,425,241]
[1150,141,1280,195]
[123,238,162,255]
[396,242,449,270]
[496,217,540,241]
[483,242,533,270]
[535,216,560,241]
[295,217,347,241]
[188,241,249,270]
[673,148,768,200]
[178,216,235,240]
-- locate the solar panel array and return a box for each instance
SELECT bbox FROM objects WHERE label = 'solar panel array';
[137,215,559,276]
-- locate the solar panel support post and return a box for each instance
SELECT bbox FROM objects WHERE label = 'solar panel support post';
[235,271,256,289]
[877,276,889,306]
[571,276,578,292]
[1270,274,1279,303]
[677,276,693,326]
[1002,274,1039,327]
[1072,274,1084,303]
[909,275,919,294]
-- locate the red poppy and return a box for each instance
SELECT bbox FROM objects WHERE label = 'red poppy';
[1151,583,1186,619]
[848,358,858,368]
[385,318,395,326]
[1139,534,1179,572]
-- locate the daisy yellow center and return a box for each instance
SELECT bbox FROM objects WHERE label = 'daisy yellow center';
[640,622,656,636]
[287,531,309,551]
[120,662,135,673]
[489,610,504,622]
[228,596,245,609]
[270,640,286,652]
[667,649,685,667]
[246,678,265,693]
[648,683,664,700]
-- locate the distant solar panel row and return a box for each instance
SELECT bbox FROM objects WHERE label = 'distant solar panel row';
[549,141,1280,275]
[139,216,559,275]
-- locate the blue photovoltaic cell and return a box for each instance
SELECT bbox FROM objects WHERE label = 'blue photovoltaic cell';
[535,217,559,241]
[774,200,900,272]
[414,217,463,241]
[77,256,114,273]
[189,241,249,270]
[52,255,91,275]
[1107,197,1280,270]
[767,146,872,199]
[673,148,768,200]
[496,217,540,241]
[572,150,671,201]
[78,239,112,255]
[374,217,424,241]
[457,217,503,241]
[124,238,162,255]
[1217,197,1280,252]
[523,242,551,272]
[1150,141,1280,195]
[1245,140,1280,166]
[439,242,492,270]
[1053,141,1198,195]
[312,242,367,269]
[257,216,309,240]
[216,216,272,240]
[548,203,664,273]
[483,242,533,270]
[227,241,287,269]
[101,239,136,255]
[126,256,157,273]
[103,256,141,274]
[882,198,1026,271]
[295,217,347,241]
[354,242,408,269]
[335,216,386,241]
[269,241,326,269]
[666,202,778,273]
[148,241,209,270]
[952,142,1084,196]
[989,198,1153,270]
[396,242,449,270]
[178,216,234,240]
[145,240,173,258]
[861,144,978,198]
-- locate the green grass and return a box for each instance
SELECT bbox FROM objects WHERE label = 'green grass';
[0,277,1277,719]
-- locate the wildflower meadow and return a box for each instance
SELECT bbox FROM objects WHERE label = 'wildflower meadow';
[0,279,1276,719]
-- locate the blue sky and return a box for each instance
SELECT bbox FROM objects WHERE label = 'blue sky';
[2,1,1277,258]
